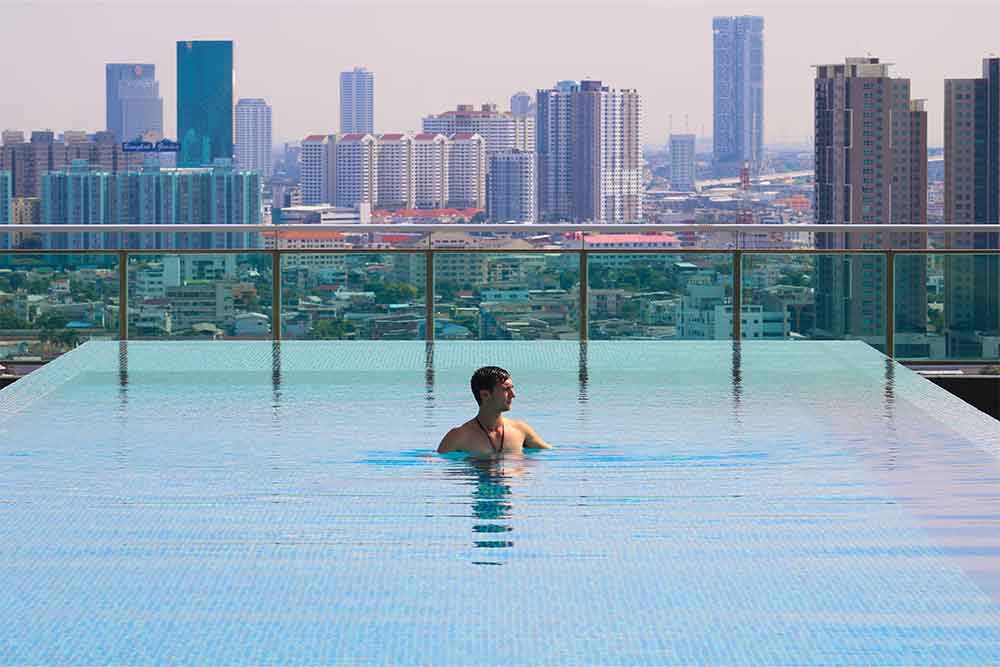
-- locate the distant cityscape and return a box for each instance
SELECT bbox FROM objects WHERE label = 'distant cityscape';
[1,16,999,361]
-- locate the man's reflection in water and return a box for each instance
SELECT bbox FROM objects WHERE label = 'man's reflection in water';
[444,456,532,566]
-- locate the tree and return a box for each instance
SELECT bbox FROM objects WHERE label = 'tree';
[0,310,29,329]
[470,211,488,224]
[374,282,417,305]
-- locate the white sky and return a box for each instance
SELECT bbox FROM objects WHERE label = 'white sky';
[2,0,999,148]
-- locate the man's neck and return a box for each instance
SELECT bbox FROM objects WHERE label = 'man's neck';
[476,409,503,430]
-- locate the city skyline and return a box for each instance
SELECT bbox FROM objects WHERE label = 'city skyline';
[3,2,999,148]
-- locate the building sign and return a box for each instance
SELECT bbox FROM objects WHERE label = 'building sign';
[122,139,181,153]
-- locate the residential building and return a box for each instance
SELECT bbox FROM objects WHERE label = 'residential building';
[0,171,9,250]
[8,197,41,249]
[447,133,486,209]
[487,149,535,223]
[537,80,643,223]
[41,161,261,251]
[376,133,415,209]
[813,57,928,348]
[300,134,336,205]
[235,98,273,177]
[669,133,696,191]
[511,91,534,118]
[177,40,234,166]
[422,103,533,160]
[340,67,374,134]
[413,133,449,209]
[335,133,377,208]
[712,15,764,177]
[944,57,1000,357]
[105,63,163,142]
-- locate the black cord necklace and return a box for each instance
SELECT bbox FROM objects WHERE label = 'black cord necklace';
[475,416,504,454]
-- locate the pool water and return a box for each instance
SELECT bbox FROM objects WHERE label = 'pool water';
[2,340,1000,665]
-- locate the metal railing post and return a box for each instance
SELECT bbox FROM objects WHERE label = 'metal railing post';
[425,249,434,341]
[579,249,589,341]
[118,251,128,341]
[885,250,895,358]
[272,250,282,342]
[732,249,742,341]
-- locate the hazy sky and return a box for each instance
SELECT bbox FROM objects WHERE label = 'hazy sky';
[2,0,999,148]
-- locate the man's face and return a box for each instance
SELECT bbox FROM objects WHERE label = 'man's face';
[482,378,516,412]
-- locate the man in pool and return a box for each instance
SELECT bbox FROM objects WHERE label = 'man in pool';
[437,366,551,456]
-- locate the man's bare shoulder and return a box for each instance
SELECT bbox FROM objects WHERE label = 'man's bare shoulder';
[437,422,475,454]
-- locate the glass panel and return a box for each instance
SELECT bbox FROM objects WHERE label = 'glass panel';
[0,252,119,360]
[127,253,273,339]
[587,253,733,340]
[281,252,426,340]
[434,252,580,340]
[895,253,1000,361]
[742,253,887,351]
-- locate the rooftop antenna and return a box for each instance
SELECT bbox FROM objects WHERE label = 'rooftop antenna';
[669,114,673,134]
[685,114,689,133]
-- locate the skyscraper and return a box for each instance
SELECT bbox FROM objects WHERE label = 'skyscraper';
[943,57,1000,356]
[0,170,10,250]
[235,98,272,177]
[669,133,696,191]
[300,135,336,205]
[177,40,234,167]
[422,104,533,161]
[712,16,764,177]
[106,64,163,142]
[813,57,927,349]
[537,80,643,223]
[334,134,377,208]
[340,67,374,135]
[447,133,486,209]
[487,149,535,223]
[376,133,415,210]
[510,92,533,117]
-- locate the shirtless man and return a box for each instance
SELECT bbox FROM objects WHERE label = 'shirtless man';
[437,366,551,456]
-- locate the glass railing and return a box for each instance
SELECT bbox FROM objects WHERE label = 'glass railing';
[3,224,1000,362]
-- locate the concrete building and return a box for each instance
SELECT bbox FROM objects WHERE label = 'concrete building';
[0,171,8,250]
[487,149,535,223]
[41,161,261,251]
[511,91,534,118]
[422,103,533,160]
[105,63,163,142]
[537,80,643,223]
[300,134,337,205]
[177,40,233,166]
[413,133,449,209]
[235,98,273,178]
[272,204,370,225]
[669,133,696,191]
[8,197,41,249]
[944,57,1000,357]
[335,133,377,208]
[340,67,374,134]
[712,15,764,177]
[376,133,415,209]
[447,133,486,209]
[813,57,928,348]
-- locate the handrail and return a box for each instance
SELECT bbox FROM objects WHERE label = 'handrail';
[4,223,1000,233]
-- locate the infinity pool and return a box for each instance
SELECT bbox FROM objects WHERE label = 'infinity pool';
[2,341,1000,664]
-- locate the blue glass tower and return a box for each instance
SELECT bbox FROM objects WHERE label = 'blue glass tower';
[177,41,233,167]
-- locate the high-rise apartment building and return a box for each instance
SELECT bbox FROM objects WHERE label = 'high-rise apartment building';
[447,133,486,209]
[42,161,260,251]
[376,133,415,209]
[300,135,336,205]
[106,64,163,142]
[422,104,533,161]
[413,133,449,209]
[669,133,696,191]
[536,80,643,223]
[511,92,533,117]
[335,134,377,208]
[487,149,535,223]
[235,98,273,177]
[340,67,374,135]
[0,171,10,249]
[177,40,234,167]
[943,57,1000,356]
[813,57,927,348]
[713,16,764,177]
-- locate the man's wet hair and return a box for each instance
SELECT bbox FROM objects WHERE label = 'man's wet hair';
[471,366,511,405]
